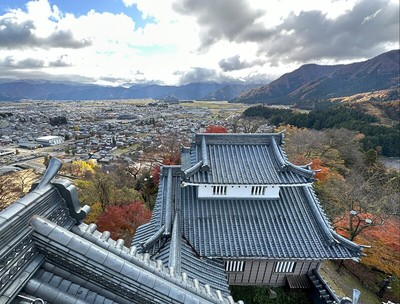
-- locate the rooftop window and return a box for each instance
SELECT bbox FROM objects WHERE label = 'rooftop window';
[212,185,227,195]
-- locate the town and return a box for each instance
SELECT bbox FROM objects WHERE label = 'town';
[0,99,249,172]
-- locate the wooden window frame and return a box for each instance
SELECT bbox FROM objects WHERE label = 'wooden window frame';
[251,186,266,196]
[274,261,296,273]
[225,260,245,272]
[212,185,227,195]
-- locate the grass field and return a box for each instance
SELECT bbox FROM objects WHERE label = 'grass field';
[321,260,399,304]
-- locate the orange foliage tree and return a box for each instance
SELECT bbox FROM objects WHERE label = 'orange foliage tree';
[336,216,400,277]
[310,158,330,181]
[96,201,152,244]
[205,125,228,133]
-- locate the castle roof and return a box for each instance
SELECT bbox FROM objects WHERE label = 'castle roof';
[0,158,241,304]
[134,166,361,261]
[181,133,315,185]
[181,186,360,258]
[134,133,362,286]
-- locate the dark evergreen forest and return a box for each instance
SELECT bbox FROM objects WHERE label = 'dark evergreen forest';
[243,105,399,157]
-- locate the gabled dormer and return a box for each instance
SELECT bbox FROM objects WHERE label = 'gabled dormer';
[181,132,315,199]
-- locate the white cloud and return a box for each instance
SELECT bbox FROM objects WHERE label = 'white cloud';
[0,0,398,86]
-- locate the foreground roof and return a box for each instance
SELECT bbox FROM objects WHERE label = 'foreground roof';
[0,158,241,304]
[181,133,315,185]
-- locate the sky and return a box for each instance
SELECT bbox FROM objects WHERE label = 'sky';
[0,0,398,86]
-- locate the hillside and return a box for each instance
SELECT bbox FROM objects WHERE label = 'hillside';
[233,49,400,104]
[242,89,400,157]
[199,83,261,101]
[330,89,400,126]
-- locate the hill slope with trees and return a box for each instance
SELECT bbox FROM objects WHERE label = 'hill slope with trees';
[233,49,399,104]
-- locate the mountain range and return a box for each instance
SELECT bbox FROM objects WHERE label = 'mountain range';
[233,49,399,104]
[0,49,398,103]
[0,80,236,102]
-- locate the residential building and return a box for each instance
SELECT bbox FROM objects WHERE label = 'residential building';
[35,135,64,146]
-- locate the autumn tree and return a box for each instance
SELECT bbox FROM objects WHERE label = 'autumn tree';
[96,201,152,244]
[281,124,399,242]
[70,159,98,177]
[157,131,183,165]
[228,115,270,133]
[74,167,143,211]
[281,126,364,175]
[205,125,228,133]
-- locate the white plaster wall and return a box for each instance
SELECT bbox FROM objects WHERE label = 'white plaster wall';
[198,185,280,199]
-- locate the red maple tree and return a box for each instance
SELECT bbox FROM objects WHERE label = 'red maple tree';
[205,125,228,133]
[96,201,152,244]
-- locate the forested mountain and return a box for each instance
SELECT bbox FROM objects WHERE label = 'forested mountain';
[233,49,399,104]
[199,83,261,101]
[243,96,400,157]
[0,80,229,101]
[0,80,253,102]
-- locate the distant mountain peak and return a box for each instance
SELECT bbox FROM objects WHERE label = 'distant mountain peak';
[233,49,399,104]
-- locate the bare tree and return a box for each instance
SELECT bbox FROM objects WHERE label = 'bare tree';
[320,168,398,241]
[228,115,270,133]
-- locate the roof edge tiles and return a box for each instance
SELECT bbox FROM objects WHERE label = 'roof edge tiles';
[332,232,363,257]
[271,136,315,180]
[201,136,210,171]
[195,132,284,145]
[169,213,182,274]
[303,187,335,245]
[35,157,63,190]
[303,187,362,255]
[183,160,203,179]
[29,215,241,304]
[164,168,174,236]
[30,157,91,223]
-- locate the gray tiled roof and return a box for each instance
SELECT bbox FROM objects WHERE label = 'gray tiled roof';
[154,237,231,297]
[22,266,119,304]
[184,133,315,185]
[30,215,238,304]
[132,167,231,296]
[181,185,361,259]
[0,158,242,304]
